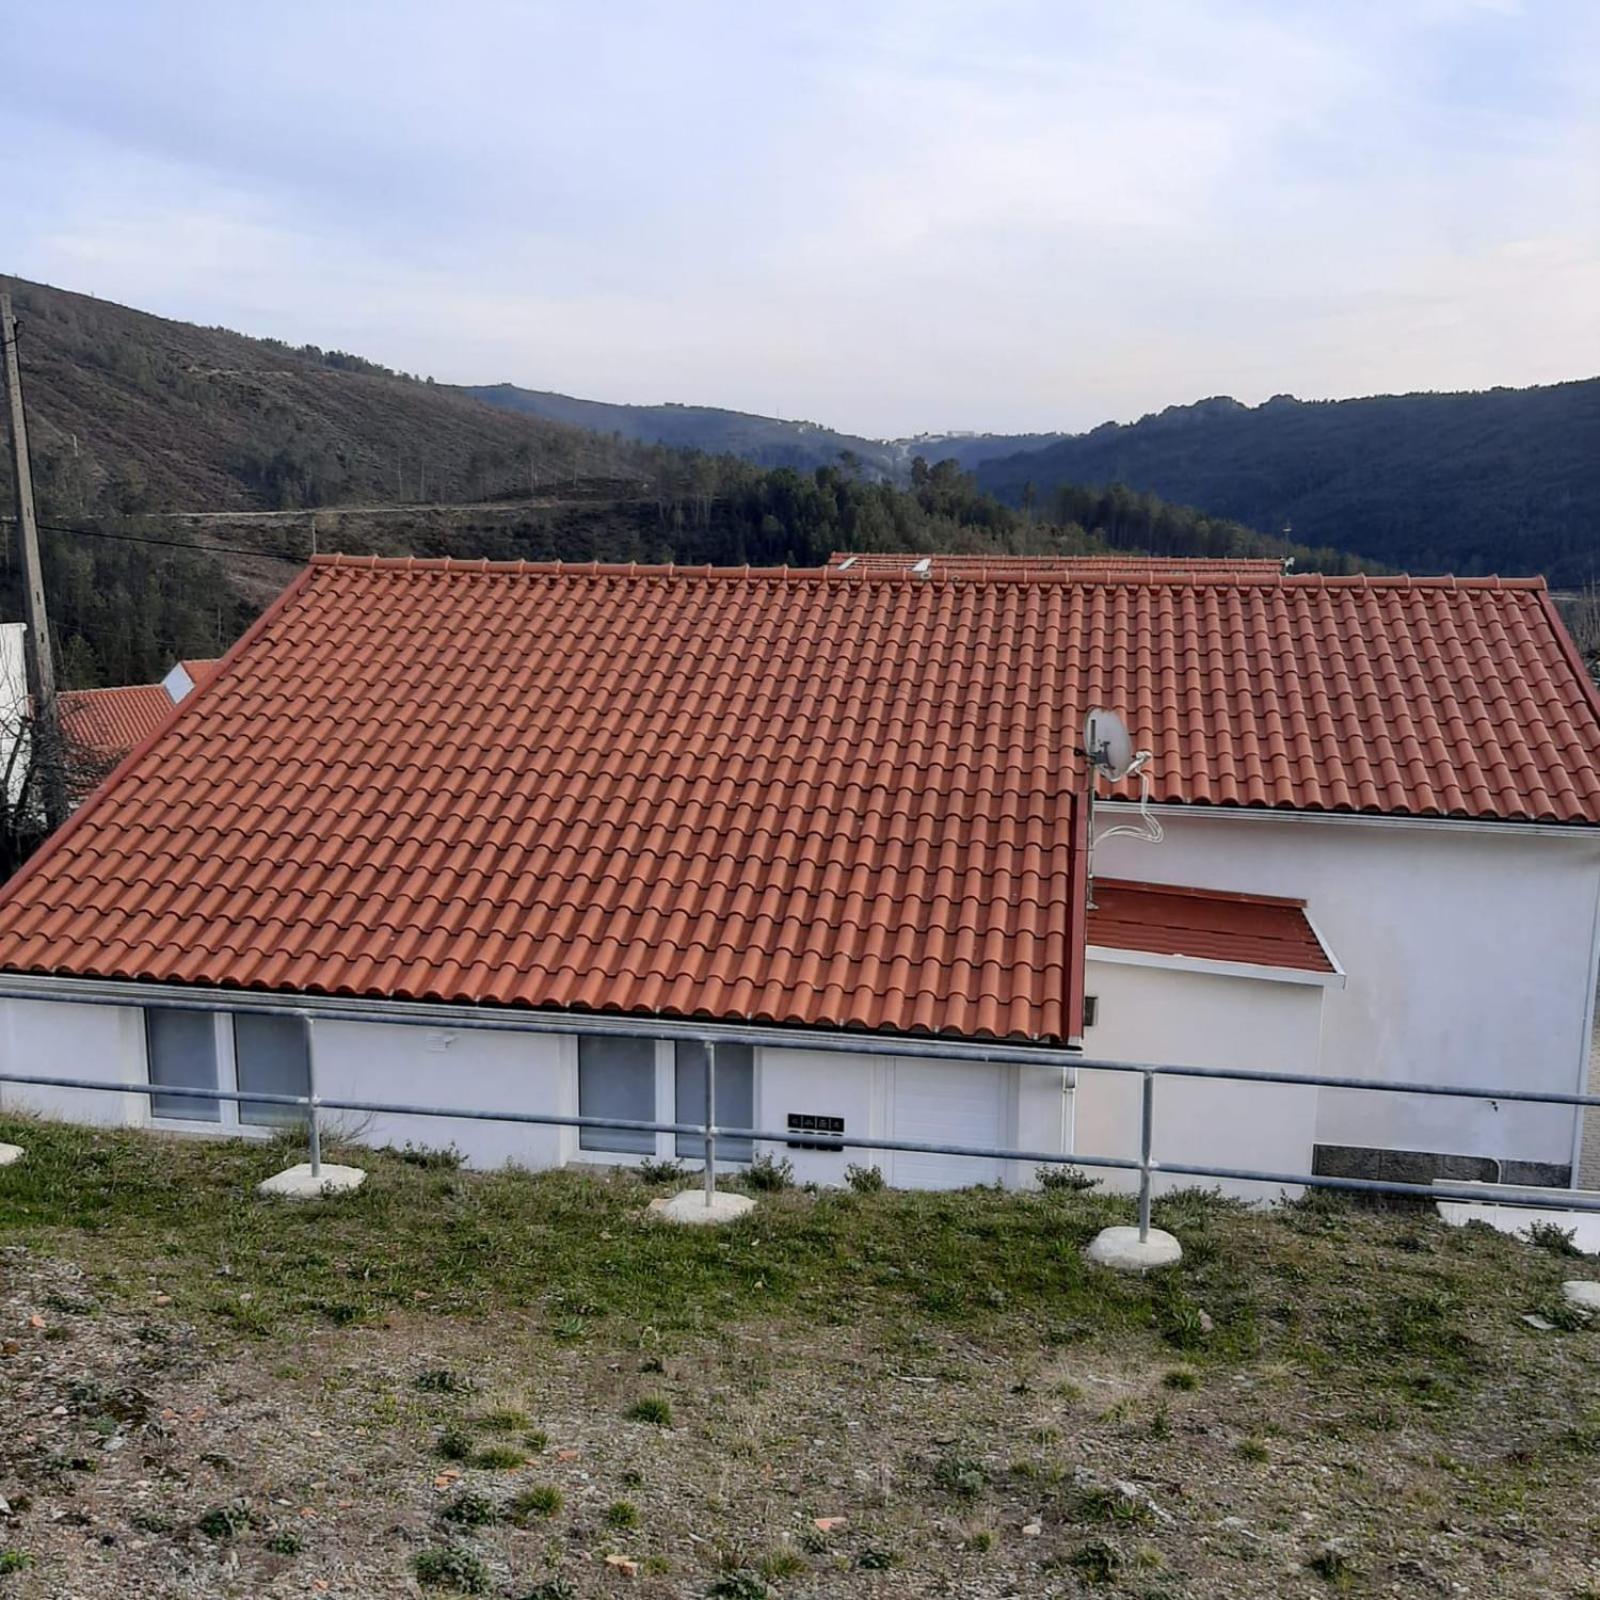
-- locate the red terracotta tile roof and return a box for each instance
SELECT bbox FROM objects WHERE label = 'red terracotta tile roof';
[2,557,1596,1038]
[0,560,1091,1043]
[57,683,173,764]
[1087,879,1335,975]
[178,659,218,686]
[828,552,1288,578]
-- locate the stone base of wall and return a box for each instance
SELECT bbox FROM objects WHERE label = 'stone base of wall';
[1313,1143,1570,1191]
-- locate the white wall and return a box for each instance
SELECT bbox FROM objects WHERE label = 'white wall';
[1,998,145,1125]
[755,1046,889,1186]
[1074,959,1324,1200]
[1095,811,1600,1174]
[0,984,1314,1201]
[311,1018,571,1170]
[0,622,29,807]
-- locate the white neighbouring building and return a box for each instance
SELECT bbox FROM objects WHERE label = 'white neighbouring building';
[0,554,1597,1197]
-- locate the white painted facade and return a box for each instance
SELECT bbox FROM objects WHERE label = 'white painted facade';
[1075,958,1326,1200]
[0,622,29,806]
[0,957,1327,1198]
[1094,806,1600,1181]
[1,808,1596,1194]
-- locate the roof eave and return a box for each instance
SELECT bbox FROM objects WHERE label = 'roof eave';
[1086,944,1345,989]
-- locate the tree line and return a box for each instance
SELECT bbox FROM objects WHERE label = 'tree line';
[5,452,1376,691]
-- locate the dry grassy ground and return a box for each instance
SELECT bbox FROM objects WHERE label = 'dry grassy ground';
[1,1119,1599,1599]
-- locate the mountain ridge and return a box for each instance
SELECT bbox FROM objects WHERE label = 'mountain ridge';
[461,382,1066,478]
[976,379,1600,583]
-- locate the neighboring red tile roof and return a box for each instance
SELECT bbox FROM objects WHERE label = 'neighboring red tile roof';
[178,659,218,686]
[0,560,1091,1043]
[57,683,173,764]
[828,552,1288,578]
[1088,879,1335,975]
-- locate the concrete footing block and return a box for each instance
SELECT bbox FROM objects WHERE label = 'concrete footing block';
[258,1162,366,1199]
[1562,1280,1600,1313]
[649,1189,756,1226]
[0,1143,23,1168]
[1085,1224,1183,1272]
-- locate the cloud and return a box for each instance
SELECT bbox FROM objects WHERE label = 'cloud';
[3,0,1597,435]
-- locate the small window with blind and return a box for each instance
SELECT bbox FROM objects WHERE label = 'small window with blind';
[577,1036,657,1153]
[235,1013,311,1127]
[145,1008,221,1123]
[674,1042,754,1161]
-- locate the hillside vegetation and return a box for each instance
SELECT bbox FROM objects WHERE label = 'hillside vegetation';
[0,277,647,518]
[976,384,1600,583]
[464,381,1065,478]
[1,277,1372,689]
[1,1116,1598,1596]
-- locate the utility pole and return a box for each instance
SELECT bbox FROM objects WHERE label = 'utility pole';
[1,292,68,829]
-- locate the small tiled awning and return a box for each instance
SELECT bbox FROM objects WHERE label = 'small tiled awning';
[1087,878,1341,984]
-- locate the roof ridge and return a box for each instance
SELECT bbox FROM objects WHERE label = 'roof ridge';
[307,555,1550,592]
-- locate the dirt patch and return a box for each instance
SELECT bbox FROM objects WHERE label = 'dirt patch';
[4,1238,1600,1599]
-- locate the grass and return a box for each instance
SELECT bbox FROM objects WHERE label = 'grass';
[413,1544,490,1593]
[196,1504,252,1540]
[756,1547,807,1579]
[0,1119,1590,1440]
[0,1117,1278,1353]
[7,1112,1600,1595]
[626,1396,673,1427]
[440,1491,499,1528]
[435,1426,473,1462]
[472,1406,530,1432]
[507,1486,563,1523]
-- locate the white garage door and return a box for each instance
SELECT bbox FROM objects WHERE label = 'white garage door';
[889,1060,1009,1189]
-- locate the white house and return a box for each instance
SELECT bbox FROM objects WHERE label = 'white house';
[0,622,28,805]
[0,554,1597,1197]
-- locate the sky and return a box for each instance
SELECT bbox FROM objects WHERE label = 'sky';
[5,0,1598,438]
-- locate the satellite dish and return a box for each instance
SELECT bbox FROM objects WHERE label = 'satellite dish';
[1083,708,1136,782]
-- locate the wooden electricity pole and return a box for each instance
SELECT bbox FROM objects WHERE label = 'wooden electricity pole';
[1,292,68,828]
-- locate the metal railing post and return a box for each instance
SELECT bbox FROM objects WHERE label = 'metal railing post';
[1137,1069,1155,1242]
[703,1039,716,1205]
[303,1013,322,1180]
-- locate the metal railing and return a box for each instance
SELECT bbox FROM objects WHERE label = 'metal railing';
[1,993,1599,1234]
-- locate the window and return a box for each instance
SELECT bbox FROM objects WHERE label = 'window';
[235,1013,311,1127]
[674,1042,754,1161]
[144,1010,311,1131]
[577,1036,657,1153]
[145,1008,221,1122]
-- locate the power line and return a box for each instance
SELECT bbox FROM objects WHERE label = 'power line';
[0,515,306,565]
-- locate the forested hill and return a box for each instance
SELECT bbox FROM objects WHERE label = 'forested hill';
[463,382,1065,478]
[0,274,1370,693]
[975,382,1600,584]
[0,276,648,519]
